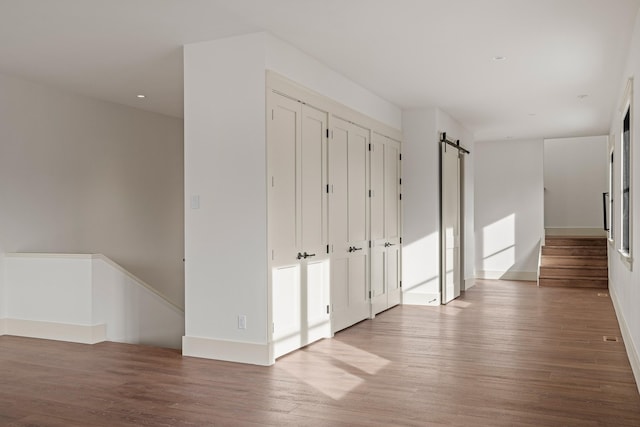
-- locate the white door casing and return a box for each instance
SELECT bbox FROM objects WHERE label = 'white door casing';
[441,142,461,304]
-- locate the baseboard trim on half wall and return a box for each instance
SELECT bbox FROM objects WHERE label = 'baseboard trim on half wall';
[2,318,106,344]
[475,271,538,281]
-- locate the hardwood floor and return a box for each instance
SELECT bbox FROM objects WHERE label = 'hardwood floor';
[1,279,639,426]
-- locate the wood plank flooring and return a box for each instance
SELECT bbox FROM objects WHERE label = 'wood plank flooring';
[1,279,639,426]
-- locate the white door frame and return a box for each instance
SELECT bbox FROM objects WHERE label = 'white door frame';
[439,133,469,304]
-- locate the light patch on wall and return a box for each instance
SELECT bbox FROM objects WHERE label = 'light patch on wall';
[482,214,516,271]
[402,232,439,294]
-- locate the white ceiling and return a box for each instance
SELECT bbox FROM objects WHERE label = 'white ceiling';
[0,0,638,141]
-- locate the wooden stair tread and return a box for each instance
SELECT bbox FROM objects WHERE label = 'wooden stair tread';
[540,275,609,282]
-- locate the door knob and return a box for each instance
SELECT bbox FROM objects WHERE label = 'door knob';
[348,246,363,252]
[303,252,316,258]
[384,242,395,247]
[297,252,304,260]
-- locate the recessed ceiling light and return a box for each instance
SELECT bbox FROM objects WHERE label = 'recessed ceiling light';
[137,94,146,99]
[493,56,507,61]
[577,94,588,99]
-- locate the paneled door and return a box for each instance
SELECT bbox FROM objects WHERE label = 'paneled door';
[441,142,461,304]
[370,133,402,315]
[329,117,370,333]
[268,92,330,359]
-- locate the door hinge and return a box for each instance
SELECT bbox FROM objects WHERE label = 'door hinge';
[399,193,402,200]
[400,237,403,244]
[326,184,329,194]
[399,280,402,288]
[369,190,372,197]
[326,305,330,314]
[368,143,372,151]
[399,153,402,160]
[369,240,372,248]
[326,244,330,254]
[326,128,329,138]
[271,109,274,120]
[399,178,402,185]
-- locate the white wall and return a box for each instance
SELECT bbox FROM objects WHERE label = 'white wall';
[265,34,402,130]
[474,139,544,280]
[544,136,608,231]
[401,108,474,305]
[402,109,440,304]
[608,7,640,391]
[0,72,184,308]
[184,33,269,356]
[183,32,402,364]
[0,255,5,321]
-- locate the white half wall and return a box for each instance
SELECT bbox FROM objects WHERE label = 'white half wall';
[608,7,640,392]
[474,139,544,280]
[0,72,184,308]
[1,253,184,348]
[544,136,608,231]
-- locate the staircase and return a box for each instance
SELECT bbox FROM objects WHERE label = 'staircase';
[539,236,608,288]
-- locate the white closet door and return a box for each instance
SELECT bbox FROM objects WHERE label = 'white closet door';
[268,93,330,359]
[300,104,330,345]
[371,133,402,315]
[329,117,370,333]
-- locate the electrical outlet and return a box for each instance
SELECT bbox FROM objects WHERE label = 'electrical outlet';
[238,315,247,330]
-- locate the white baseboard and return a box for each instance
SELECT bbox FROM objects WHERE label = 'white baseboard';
[609,286,640,394]
[3,318,106,344]
[545,227,606,237]
[475,271,537,281]
[402,292,440,306]
[463,279,476,291]
[182,335,272,366]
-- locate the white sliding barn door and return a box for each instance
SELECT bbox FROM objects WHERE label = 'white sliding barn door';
[268,92,330,359]
[441,143,461,304]
[329,117,370,333]
[371,133,402,315]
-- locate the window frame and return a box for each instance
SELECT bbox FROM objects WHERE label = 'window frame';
[608,140,614,244]
[618,78,633,269]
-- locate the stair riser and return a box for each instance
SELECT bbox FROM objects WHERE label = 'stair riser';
[542,248,607,256]
[540,257,608,267]
[545,238,607,247]
[540,267,608,278]
[539,278,608,289]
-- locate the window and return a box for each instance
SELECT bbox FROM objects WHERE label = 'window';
[620,78,633,264]
[608,146,614,242]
